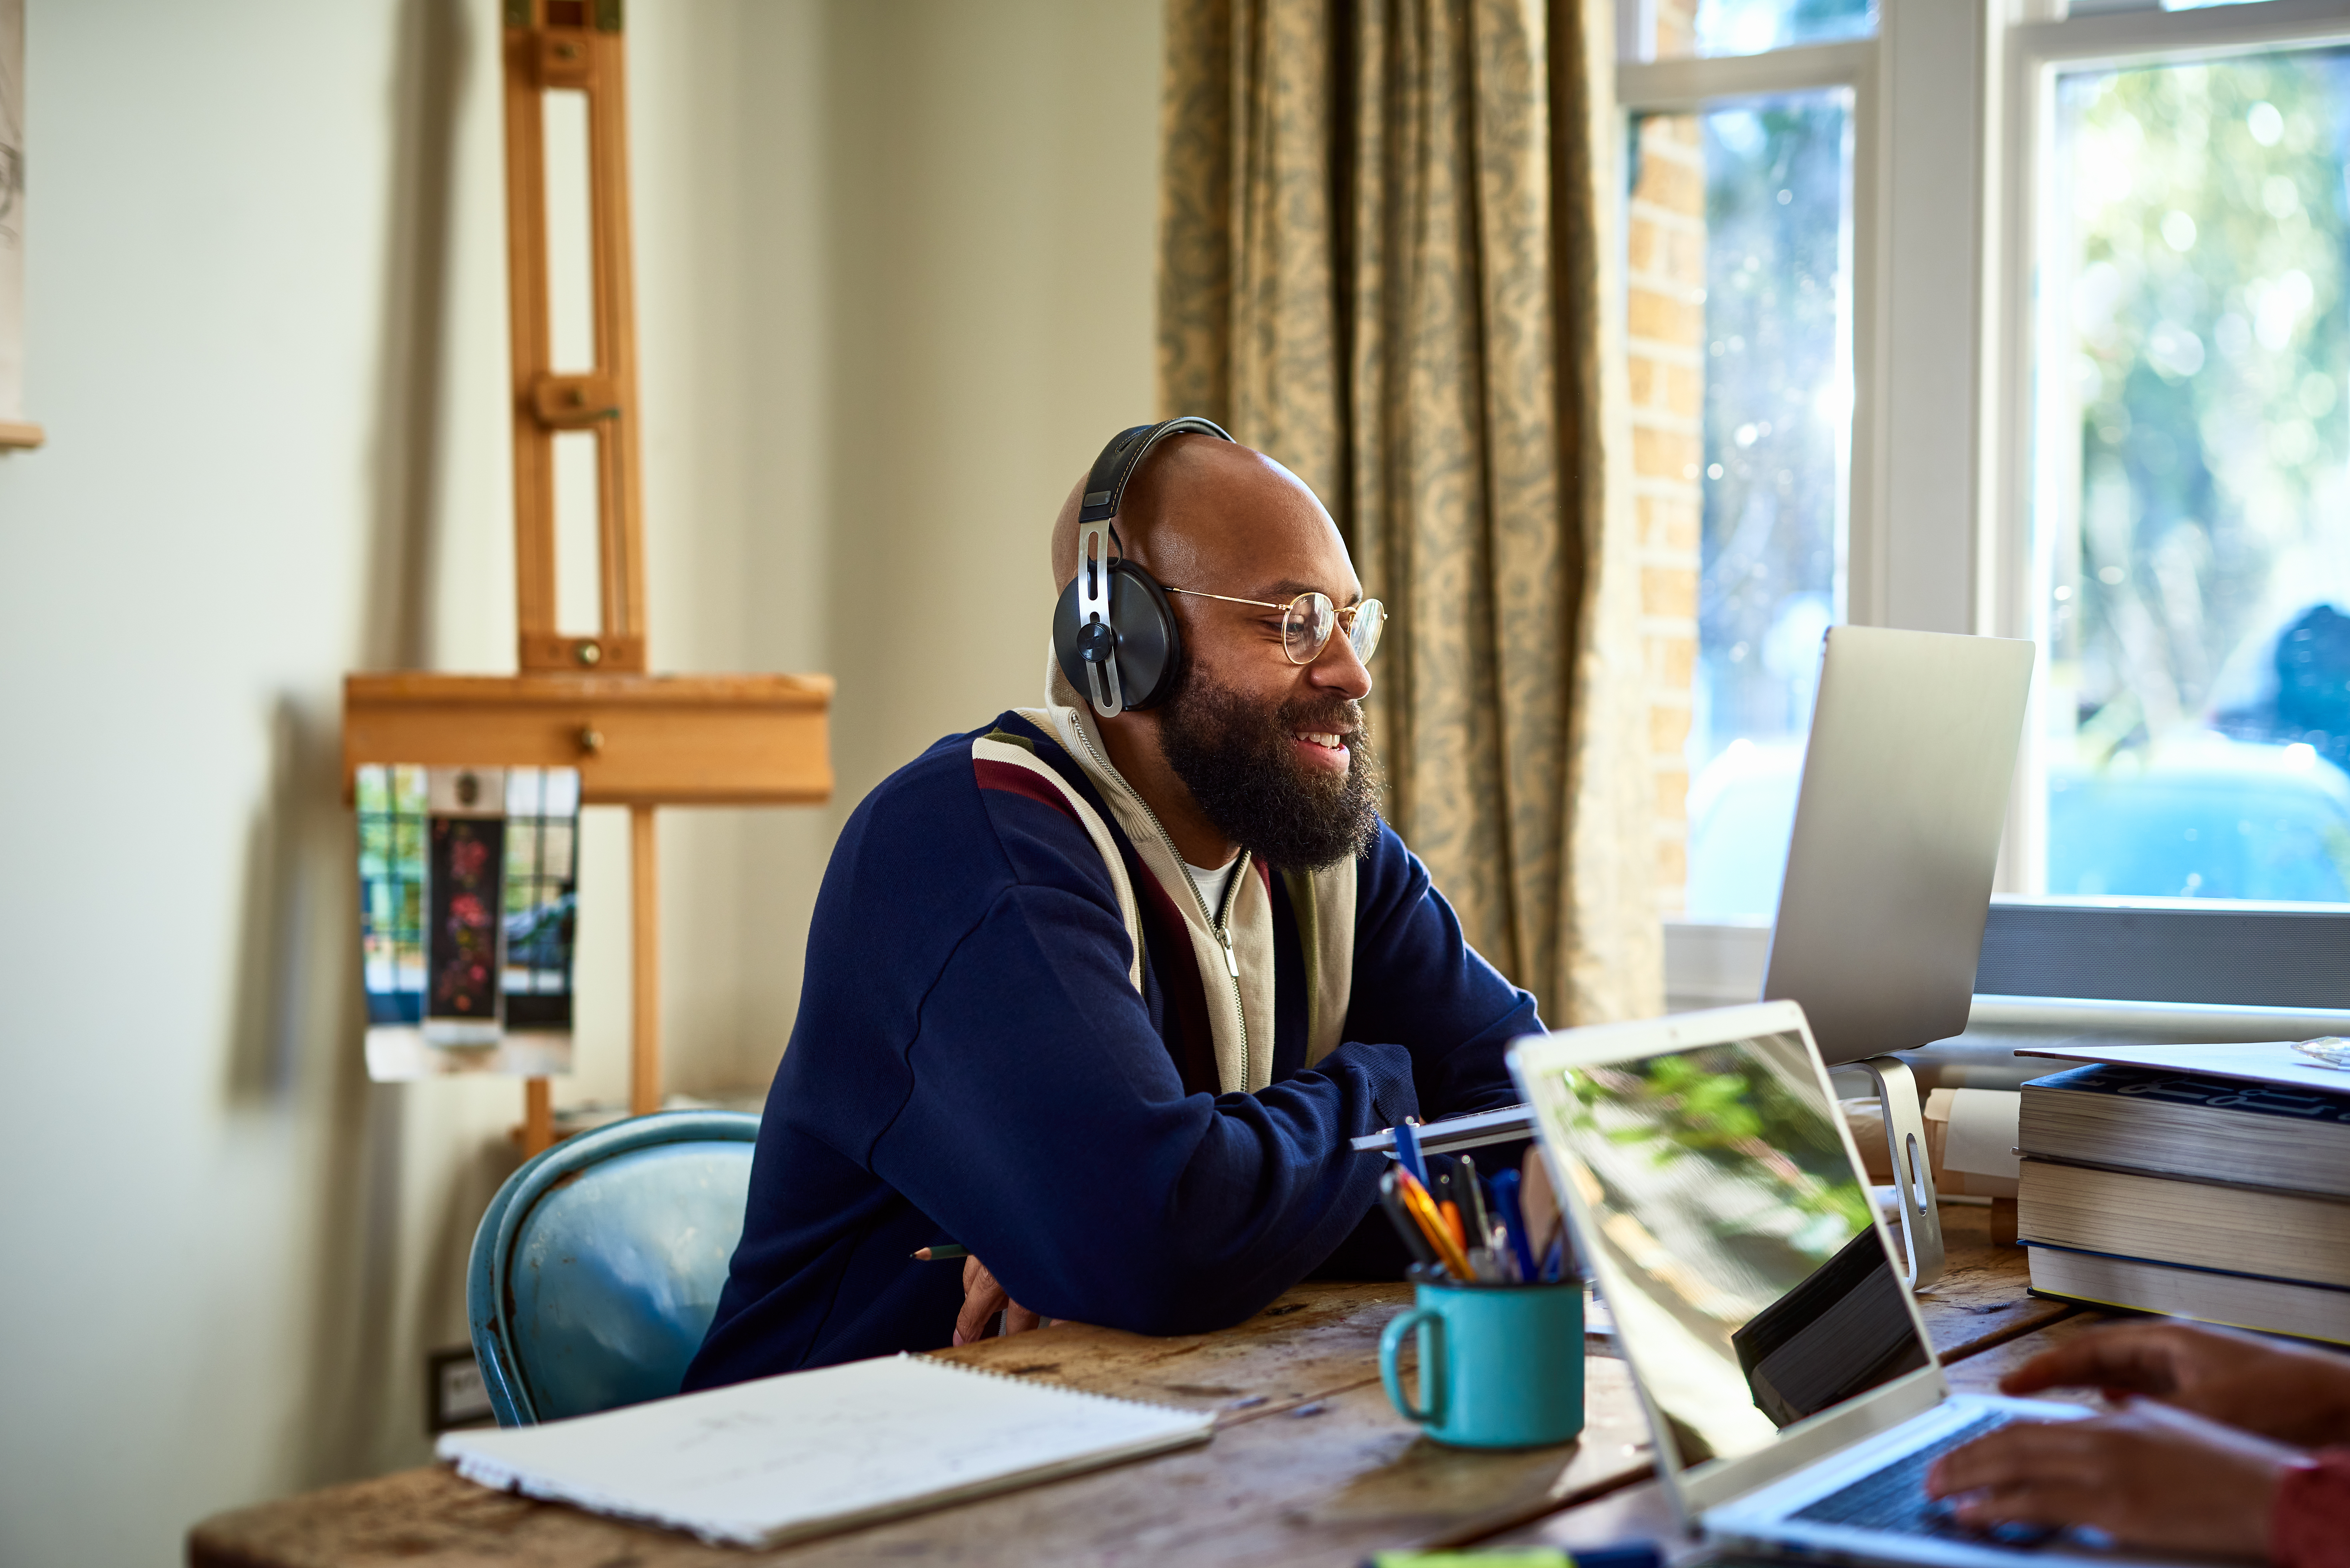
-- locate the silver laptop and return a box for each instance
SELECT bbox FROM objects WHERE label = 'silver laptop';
[1763,625,2033,1067]
[1508,1000,2161,1568]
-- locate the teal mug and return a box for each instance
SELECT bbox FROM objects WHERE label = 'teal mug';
[1378,1278,1585,1449]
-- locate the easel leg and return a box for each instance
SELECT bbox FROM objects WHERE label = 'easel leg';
[1854,1055,1945,1290]
[629,804,660,1116]
[522,1077,553,1156]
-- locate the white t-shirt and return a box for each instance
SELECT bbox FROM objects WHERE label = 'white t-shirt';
[1182,854,1240,916]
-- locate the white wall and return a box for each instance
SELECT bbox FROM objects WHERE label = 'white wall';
[820,1,1166,798]
[0,1,1159,1563]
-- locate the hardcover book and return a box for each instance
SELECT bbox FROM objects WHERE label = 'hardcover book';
[2026,1245,2350,1346]
[2016,1156,2350,1289]
[2018,1062,2350,1197]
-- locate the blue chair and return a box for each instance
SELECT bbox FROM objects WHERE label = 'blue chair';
[465,1109,758,1426]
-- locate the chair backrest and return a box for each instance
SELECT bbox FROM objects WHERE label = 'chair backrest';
[466,1109,758,1426]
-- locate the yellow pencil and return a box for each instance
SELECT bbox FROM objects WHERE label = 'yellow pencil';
[1394,1170,1474,1280]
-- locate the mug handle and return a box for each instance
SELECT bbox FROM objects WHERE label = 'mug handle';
[1379,1306,1447,1427]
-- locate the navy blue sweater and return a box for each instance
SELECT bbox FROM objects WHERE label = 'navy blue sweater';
[684,711,1540,1385]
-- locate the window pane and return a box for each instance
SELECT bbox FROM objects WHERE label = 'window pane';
[1646,0,1875,62]
[2034,49,2350,904]
[1629,93,1855,919]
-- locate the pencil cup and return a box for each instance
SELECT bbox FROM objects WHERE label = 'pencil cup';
[1378,1278,1584,1449]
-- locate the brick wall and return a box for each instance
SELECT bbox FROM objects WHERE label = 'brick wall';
[1624,1,1705,916]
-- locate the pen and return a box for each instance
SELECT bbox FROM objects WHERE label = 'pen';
[1378,1170,1440,1269]
[910,1244,968,1262]
[1490,1169,1541,1283]
[1393,1117,1428,1186]
[1431,1160,1469,1251]
[1458,1154,1492,1245]
[1394,1169,1475,1280]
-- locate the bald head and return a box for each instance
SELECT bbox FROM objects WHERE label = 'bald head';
[1049,437,1345,596]
[1043,432,1377,867]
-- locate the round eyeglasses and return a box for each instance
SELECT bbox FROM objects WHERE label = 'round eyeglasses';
[1164,586,1386,666]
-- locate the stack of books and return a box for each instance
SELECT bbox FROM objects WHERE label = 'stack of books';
[2016,1059,2350,1343]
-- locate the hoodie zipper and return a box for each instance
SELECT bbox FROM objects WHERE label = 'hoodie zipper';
[1063,715,1252,1088]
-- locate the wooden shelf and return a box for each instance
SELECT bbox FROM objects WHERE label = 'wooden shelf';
[0,420,45,450]
[342,670,832,806]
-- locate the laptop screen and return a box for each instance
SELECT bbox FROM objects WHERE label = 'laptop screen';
[1535,1026,1933,1473]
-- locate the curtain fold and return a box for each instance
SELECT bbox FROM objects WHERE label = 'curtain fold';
[1158,0,1659,1025]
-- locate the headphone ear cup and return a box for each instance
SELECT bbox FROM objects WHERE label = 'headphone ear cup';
[1050,561,1184,712]
[1105,562,1182,709]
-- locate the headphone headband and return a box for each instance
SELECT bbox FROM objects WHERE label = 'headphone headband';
[1077,416,1234,531]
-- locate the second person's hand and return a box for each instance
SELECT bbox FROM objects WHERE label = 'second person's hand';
[1926,1400,2303,1558]
[1995,1321,2350,1448]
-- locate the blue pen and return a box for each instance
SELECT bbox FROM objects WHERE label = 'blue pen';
[1490,1168,1541,1282]
[1541,1232,1566,1284]
[1392,1117,1427,1187]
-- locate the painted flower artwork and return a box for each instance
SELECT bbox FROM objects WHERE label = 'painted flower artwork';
[430,818,504,1020]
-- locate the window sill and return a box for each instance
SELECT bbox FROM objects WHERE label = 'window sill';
[1666,906,2350,1039]
[1964,994,2350,1037]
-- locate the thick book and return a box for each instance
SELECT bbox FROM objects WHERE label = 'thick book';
[436,1353,1216,1548]
[2015,1157,2350,1290]
[2016,1040,2350,1097]
[2018,1062,2350,1197]
[2027,1245,2350,1346]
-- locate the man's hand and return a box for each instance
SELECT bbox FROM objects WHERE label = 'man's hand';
[952,1256,1046,1347]
[1994,1321,2350,1448]
[1926,1401,2301,1557]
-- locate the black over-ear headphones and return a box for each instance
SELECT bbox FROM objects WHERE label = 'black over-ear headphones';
[1051,416,1234,718]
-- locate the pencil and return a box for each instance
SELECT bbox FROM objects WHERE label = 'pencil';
[910,1244,968,1262]
[1394,1170,1475,1280]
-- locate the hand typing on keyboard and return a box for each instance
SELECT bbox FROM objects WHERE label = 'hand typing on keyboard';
[1926,1400,2300,1559]
[1923,1320,2350,1559]
[1792,1414,2058,1546]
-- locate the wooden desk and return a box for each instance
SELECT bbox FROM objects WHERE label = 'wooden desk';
[188,1205,2089,1568]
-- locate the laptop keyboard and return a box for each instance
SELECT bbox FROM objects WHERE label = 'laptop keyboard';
[1789,1412,2056,1548]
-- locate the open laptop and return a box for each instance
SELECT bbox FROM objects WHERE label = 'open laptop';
[1508,1000,2154,1568]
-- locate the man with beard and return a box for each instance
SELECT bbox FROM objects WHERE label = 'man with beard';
[684,423,1541,1385]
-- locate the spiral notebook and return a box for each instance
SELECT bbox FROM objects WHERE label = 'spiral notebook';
[435,1353,1216,1548]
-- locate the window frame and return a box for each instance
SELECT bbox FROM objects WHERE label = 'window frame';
[1648,0,2350,1015]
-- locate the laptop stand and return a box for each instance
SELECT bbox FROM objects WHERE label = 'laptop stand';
[1852,1054,1945,1290]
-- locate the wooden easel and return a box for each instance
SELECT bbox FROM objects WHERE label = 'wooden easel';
[342,0,831,1153]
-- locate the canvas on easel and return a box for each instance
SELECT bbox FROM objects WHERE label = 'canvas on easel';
[359,764,581,1082]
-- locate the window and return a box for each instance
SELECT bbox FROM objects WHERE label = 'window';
[1652,0,2350,1016]
[2028,40,2350,902]
[1634,0,1877,61]
[1981,3,2350,1019]
[1620,3,1875,922]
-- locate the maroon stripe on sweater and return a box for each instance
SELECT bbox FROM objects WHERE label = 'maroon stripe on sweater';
[1132,862,1220,1097]
[973,758,1081,823]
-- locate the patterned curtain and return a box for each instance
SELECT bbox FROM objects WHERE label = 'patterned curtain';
[1158,0,1659,1025]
